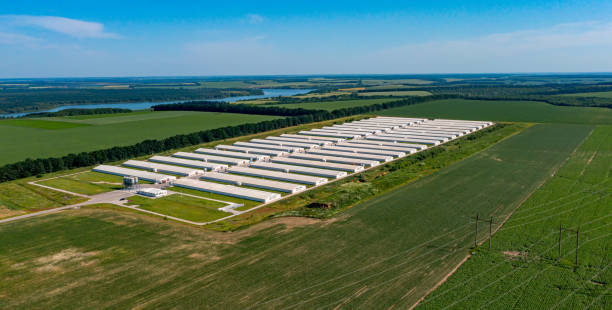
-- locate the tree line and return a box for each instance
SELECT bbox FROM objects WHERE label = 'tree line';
[22,108,133,118]
[0,95,456,183]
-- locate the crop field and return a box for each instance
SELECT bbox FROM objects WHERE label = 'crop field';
[357,90,432,96]
[0,111,278,165]
[377,99,612,125]
[417,125,612,309]
[560,90,612,98]
[266,98,397,110]
[37,172,124,196]
[0,181,85,213]
[0,123,590,309]
[126,194,230,222]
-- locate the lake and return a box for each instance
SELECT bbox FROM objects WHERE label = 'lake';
[1,88,312,118]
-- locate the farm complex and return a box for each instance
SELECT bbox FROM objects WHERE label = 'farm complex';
[83,117,492,223]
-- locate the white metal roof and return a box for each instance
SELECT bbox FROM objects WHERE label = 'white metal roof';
[289,153,379,167]
[122,160,202,176]
[93,165,176,183]
[173,152,249,166]
[228,166,328,185]
[387,130,458,139]
[148,156,227,171]
[265,136,333,146]
[214,145,288,157]
[336,142,418,154]
[321,145,406,158]
[376,133,448,143]
[298,130,361,139]
[270,156,364,173]
[233,141,304,153]
[250,162,348,179]
[307,149,393,162]
[194,148,268,161]
[174,179,281,203]
[201,172,306,194]
[346,139,428,150]
[309,128,372,136]
[280,134,344,143]
[365,135,440,145]
[249,138,320,150]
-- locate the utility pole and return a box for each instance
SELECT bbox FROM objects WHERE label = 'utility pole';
[558,224,580,265]
[473,214,494,250]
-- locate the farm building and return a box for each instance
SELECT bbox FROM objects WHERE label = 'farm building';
[148,156,227,172]
[307,149,393,162]
[233,141,304,153]
[335,142,418,154]
[265,136,333,146]
[346,139,428,150]
[289,153,380,168]
[214,145,289,157]
[174,179,281,203]
[173,152,250,166]
[137,188,168,198]
[387,130,458,139]
[321,145,406,158]
[250,162,348,179]
[377,133,449,142]
[365,135,441,146]
[280,134,344,143]
[318,127,377,135]
[228,166,328,185]
[201,172,306,194]
[194,148,268,161]
[249,138,320,150]
[299,130,361,139]
[270,156,364,173]
[122,160,203,177]
[93,165,176,184]
[330,125,385,133]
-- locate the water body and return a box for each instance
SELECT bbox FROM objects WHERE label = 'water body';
[1,88,312,118]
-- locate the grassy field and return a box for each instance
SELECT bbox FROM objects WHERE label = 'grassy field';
[357,90,432,96]
[126,194,230,222]
[377,98,612,124]
[560,90,612,98]
[0,123,589,309]
[0,181,85,213]
[37,172,124,196]
[417,125,612,309]
[266,98,397,110]
[0,111,278,165]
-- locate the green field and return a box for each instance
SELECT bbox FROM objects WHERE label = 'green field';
[126,194,230,222]
[0,123,590,309]
[37,172,124,196]
[418,125,611,309]
[0,181,85,213]
[560,90,612,98]
[0,111,278,165]
[0,119,90,130]
[267,98,397,110]
[377,98,612,124]
[357,90,432,96]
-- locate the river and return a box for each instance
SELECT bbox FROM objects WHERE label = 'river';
[1,88,313,118]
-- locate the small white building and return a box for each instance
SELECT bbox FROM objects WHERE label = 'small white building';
[137,188,168,198]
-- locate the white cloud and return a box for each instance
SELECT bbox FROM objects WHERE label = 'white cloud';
[245,14,265,24]
[2,15,119,38]
[0,31,41,45]
[371,21,612,73]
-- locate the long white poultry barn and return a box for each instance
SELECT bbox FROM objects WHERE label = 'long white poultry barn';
[320,127,378,135]
[392,128,464,137]
[404,126,472,135]
[250,162,348,179]
[122,160,203,176]
[387,130,458,139]
[148,156,227,172]
[280,134,344,143]
[335,142,418,154]
[337,124,393,132]
[233,141,304,153]
[421,122,482,130]
[249,139,320,150]
[299,130,362,139]
[201,172,306,194]
[307,149,393,162]
[228,166,328,185]
[265,136,333,146]
[173,152,249,166]
[93,165,176,184]
[174,179,281,203]
[270,156,364,173]
[330,125,384,133]
[321,145,406,158]
[289,153,379,168]
[214,145,289,157]
[365,135,441,146]
[347,139,428,150]
[310,128,372,136]
[194,148,268,161]
[377,133,449,142]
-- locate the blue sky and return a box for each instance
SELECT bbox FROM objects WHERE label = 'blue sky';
[1,0,612,77]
